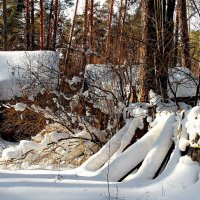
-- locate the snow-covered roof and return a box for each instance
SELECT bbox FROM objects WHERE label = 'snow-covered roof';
[0,51,59,100]
[85,64,197,99]
[168,67,197,98]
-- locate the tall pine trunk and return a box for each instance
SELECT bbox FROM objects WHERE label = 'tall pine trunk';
[141,0,175,100]
[105,0,115,61]
[81,0,88,71]
[116,0,123,64]
[173,3,180,68]
[89,0,94,62]
[52,0,59,50]
[3,0,8,51]
[31,0,35,50]
[64,0,79,70]
[139,0,157,102]
[40,0,44,50]
[161,0,176,99]
[46,0,54,50]
[26,0,31,50]
[179,0,191,69]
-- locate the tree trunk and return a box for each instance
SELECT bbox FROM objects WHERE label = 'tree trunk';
[139,0,157,102]
[46,0,54,50]
[40,0,44,50]
[26,0,31,50]
[161,0,176,99]
[3,0,8,51]
[116,0,123,64]
[81,0,89,71]
[179,0,191,69]
[31,0,35,50]
[105,0,115,61]
[64,0,79,70]
[52,0,59,51]
[146,0,176,100]
[173,3,180,68]
[89,0,95,62]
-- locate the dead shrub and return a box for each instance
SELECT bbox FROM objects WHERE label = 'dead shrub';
[0,107,46,142]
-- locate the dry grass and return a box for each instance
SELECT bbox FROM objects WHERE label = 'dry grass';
[0,107,46,142]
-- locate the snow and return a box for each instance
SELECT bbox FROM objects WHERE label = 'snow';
[168,67,197,98]
[0,154,199,200]
[0,59,200,199]
[1,131,69,161]
[66,76,82,86]
[13,102,27,111]
[0,51,59,100]
[0,104,200,199]
[178,106,200,150]
[85,65,198,102]
[130,113,176,180]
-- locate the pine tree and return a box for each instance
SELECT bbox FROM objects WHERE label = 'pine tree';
[52,0,59,50]
[3,0,8,51]
[26,0,31,50]
[40,0,44,50]
[89,0,95,62]
[46,0,54,50]
[105,0,115,61]
[31,0,35,50]
[81,0,89,70]
[64,0,79,69]
[139,0,157,102]
[179,0,191,69]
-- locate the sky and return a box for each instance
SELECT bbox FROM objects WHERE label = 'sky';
[69,0,106,16]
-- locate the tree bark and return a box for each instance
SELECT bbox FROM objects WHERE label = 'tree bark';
[46,0,54,50]
[139,0,157,102]
[31,0,35,50]
[89,0,95,62]
[64,0,79,70]
[116,0,123,64]
[179,0,191,69]
[26,0,31,50]
[3,0,8,51]
[173,2,180,68]
[105,0,115,61]
[81,0,89,71]
[161,0,176,99]
[52,0,59,50]
[40,0,44,50]
[142,0,176,100]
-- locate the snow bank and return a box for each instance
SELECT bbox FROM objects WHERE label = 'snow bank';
[0,51,59,100]
[79,104,149,173]
[131,113,176,179]
[1,131,69,160]
[179,106,200,151]
[79,119,132,172]
[96,112,175,181]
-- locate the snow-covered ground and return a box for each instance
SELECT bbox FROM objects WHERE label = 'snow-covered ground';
[0,52,199,199]
[0,104,200,200]
[0,157,199,200]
